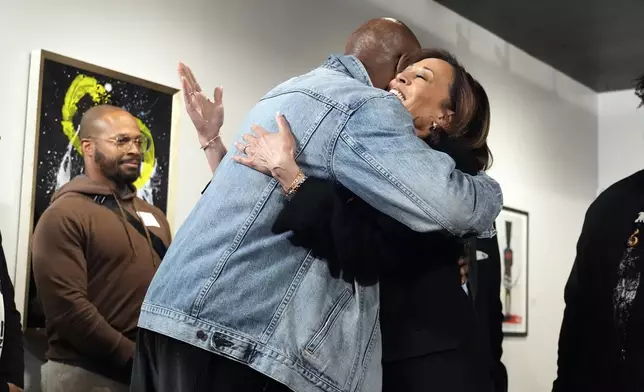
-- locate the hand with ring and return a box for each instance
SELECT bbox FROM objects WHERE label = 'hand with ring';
[232,113,300,191]
[178,62,224,146]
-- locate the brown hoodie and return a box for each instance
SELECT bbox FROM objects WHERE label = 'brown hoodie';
[31,175,171,384]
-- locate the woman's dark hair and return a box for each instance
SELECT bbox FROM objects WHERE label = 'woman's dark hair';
[462,75,493,170]
[636,73,644,107]
[398,49,493,171]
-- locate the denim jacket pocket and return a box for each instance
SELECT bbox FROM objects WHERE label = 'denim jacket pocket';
[305,288,353,355]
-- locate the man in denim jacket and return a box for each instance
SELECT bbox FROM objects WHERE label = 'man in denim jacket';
[133,18,503,392]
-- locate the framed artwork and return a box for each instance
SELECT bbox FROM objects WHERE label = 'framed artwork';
[14,50,181,329]
[496,206,529,337]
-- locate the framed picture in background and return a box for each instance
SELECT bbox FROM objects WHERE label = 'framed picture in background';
[496,207,529,337]
[14,50,181,329]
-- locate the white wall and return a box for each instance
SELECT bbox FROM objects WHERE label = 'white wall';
[598,89,644,192]
[0,0,599,391]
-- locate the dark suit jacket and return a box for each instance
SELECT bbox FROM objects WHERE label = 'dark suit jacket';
[274,178,492,390]
[472,235,508,392]
[0,231,25,390]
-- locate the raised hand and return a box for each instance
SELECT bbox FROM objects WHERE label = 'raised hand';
[178,62,224,146]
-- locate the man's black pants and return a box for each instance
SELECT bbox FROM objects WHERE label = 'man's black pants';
[131,328,292,392]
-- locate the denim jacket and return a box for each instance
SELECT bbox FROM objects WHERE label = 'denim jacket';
[139,55,503,392]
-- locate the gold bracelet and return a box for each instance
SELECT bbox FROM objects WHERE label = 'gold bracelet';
[284,169,307,196]
[200,135,221,150]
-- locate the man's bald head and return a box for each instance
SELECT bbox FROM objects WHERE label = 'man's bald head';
[78,104,134,140]
[78,104,144,187]
[345,18,421,89]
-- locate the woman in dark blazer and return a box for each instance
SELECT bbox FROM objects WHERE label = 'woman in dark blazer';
[269,134,497,392]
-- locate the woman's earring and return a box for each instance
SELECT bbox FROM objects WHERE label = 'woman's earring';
[430,121,438,131]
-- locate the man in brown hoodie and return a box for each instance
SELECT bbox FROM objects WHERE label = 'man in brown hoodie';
[31,105,172,392]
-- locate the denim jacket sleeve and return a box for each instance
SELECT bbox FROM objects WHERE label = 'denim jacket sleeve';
[331,95,502,236]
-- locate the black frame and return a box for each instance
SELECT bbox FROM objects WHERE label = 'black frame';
[497,206,529,337]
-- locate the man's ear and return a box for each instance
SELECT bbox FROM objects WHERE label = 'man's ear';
[396,53,411,74]
[80,139,92,158]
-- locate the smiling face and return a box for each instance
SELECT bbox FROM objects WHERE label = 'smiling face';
[388,58,455,138]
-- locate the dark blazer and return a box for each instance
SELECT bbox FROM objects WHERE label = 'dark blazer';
[0,231,25,390]
[273,138,501,391]
[554,170,644,392]
[473,235,508,392]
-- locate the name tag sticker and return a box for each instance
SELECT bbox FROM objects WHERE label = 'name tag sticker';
[137,211,160,227]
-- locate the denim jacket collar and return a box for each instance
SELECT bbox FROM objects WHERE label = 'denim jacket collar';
[322,55,373,88]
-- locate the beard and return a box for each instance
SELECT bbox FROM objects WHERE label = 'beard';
[94,149,141,185]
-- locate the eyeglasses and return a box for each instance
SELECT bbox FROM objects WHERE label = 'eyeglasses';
[87,135,151,153]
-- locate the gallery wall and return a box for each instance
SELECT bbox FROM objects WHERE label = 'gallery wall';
[0,0,599,390]
[598,89,644,193]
